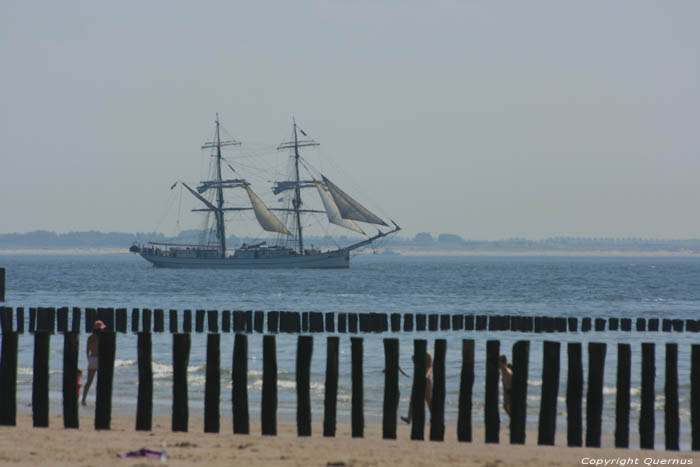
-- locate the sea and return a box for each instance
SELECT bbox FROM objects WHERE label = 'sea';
[1,253,698,449]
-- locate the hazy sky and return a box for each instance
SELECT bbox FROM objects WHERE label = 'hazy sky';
[1,1,699,240]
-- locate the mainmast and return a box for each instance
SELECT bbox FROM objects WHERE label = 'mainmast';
[277,119,320,255]
[292,121,304,254]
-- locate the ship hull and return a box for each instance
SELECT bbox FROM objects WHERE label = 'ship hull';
[137,249,350,269]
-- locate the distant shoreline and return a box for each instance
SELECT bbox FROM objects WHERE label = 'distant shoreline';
[1,247,700,257]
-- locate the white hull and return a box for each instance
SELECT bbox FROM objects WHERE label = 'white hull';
[138,249,350,269]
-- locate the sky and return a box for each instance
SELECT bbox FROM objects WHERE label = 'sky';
[1,1,699,240]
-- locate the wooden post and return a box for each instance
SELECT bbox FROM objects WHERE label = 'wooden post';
[648,318,659,331]
[115,308,127,333]
[325,312,335,333]
[169,309,178,333]
[222,310,231,333]
[324,336,339,437]
[403,313,414,332]
[566,343,583,446]
[183,309,191,333]
[172,333,190,432]
[485,340,500,443]
[348,313,358,333]
[29,307,36,333]
[207,310,218,333]
[585,342,606,447]
[262,335,277,435]
[440,314,450,331]
[254,311,264,333]
[568,317,578,332]
[416,313,427,331]
[428,314,438,331]
[232,333,249,434]
[291,312,301,333]
[665,343,679,450]
[615,343,631,448]
[309,312,323,332]
[18,307,25,333]
[594,318,606,331]
[0,267,4,302]
[390,313,401,332]
[464,315,474,331]
[692,345,700,451]
[475,315,487,331]
[196,309,205,333]
[204,333,221,433]
[640,342,655,449]
[142,308,151,333]
[430,339,446,441]
[338,312,347,333]
[510,340,529,444]
[581,317,591,332]
[636,318,646,332]
[153,309,164,332]
[131,308,139,333]
[620,318,632,332]
[608,317,619,331]
[267,311,278,333]
[136,332,153,431]
[411,339,427,441]
[296,335,313,436]
[0,331,18,425]
[32,330,50,427]
[351,337,364,437]
[457,339,474,442]
[382,338,399,440]
[57,307,68,333]
[452,314,464,331]
[358,313,370,333]
[244,310,253,333]
[62,332,79,428]
[95,331,116,430]
[538,341,560,445]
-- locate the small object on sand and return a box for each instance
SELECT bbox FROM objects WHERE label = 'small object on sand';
[116,448,162,459]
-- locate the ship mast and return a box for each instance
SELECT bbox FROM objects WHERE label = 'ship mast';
[292,121,304,254]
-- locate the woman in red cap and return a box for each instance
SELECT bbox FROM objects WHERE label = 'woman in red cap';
[81,320,105,406]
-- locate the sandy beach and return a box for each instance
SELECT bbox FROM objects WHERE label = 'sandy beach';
[0,414,696,466]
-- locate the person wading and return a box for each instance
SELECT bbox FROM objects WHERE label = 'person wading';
[81,320,105,406]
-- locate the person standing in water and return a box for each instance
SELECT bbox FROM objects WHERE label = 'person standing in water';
[499,354,513,416]
[81,320,105,406]
[401,351,433,424]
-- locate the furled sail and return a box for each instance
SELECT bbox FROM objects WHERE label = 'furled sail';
[316,183,365,234]
[321,175,388,226]
[244,186,291,235]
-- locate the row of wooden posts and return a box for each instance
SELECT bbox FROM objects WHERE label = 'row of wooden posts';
[1,306,699,335]
[0,330,698,451]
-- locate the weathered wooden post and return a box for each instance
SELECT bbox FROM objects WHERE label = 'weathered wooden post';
[172,333,190,432]
[131,308,139,333]
[390,313,401,332]
[585,342,606,447]
[692,345,700,451]
[324,336,339,437]
[403,313,414,332]
[95,331,116,430]
[665,343,679,450]
[115,308,127,333]
[232,333,249,434]
[457,339,474,442]
[136,332,153,431]
[32,330,50,427]
[485,340,500,443]
[205,333,221,433]
[538,341,560,445]
[325,312,335,333]
[615,343,631,448]
[430,339,446,441]
[18,307,26,333]
[207,310,218,333]
[222,310,231,333]
[0,331,18,426]
[411,339,427,441]
[267,311,278,333]
[57,306,68,333]
[244,310,253,333]
[464,315,474,331]
[254,311,264,333]
[142,308,152,333]
[452,314,464,331]
[195,309,205,333]
[382,338,399,440]
[351,337,364,438]
[62,332,80,428]
[337,312,347,333]
[183,309,192,333]
[29,307,36,333]
[640,342,655,449]
[262,335,277,435]
[297,335,313,436]
[0,267,4,302]
[348,313,358,333]
[510,340,529,444]
[169,309,178,333]
[309,312,323,333]
[153,309,164,332]
[428,314,438,331]
[416,313,427,331]
[567,343,583,446]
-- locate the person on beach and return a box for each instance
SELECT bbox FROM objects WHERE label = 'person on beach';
[77,368,82,398]
[499,354,513,416]
[401,351,433,424]
[81,320,105,406]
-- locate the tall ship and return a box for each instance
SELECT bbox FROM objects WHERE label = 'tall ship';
[129,115,400,269]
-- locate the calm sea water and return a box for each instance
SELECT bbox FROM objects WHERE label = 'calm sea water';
[1,253,698,448]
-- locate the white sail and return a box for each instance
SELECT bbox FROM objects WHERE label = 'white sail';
[316,183,365,234]
[245,186,291,235]
[321,175,388,226]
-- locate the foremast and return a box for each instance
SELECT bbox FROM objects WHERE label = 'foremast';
[200,113,241,257]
